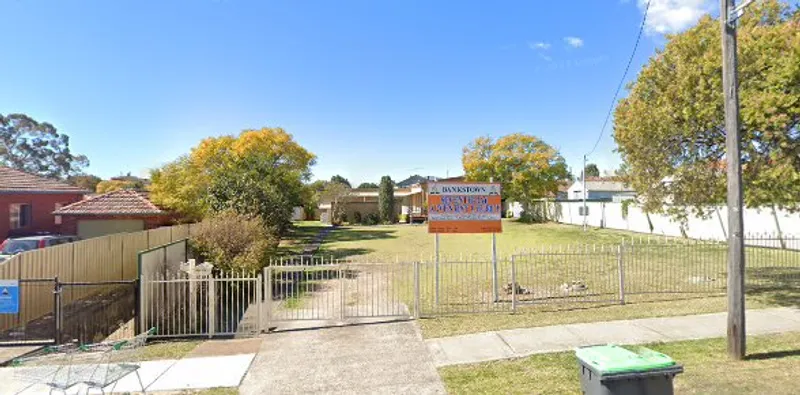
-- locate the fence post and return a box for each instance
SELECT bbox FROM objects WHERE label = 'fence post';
[208,276,216,338]
[188,260,197,332]
[339,265,346,321]
[256,270,263,334]
[511,256,517,313]
[413,262,420,318]
[617,243,626,305]
[53,277,62,344]
[264,266,272,332]
[133,278,141,336]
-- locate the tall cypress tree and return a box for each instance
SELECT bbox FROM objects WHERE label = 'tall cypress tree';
[378,175,395,223]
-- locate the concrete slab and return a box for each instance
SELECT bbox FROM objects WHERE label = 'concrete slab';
[427,332,515,367]
[564,320,666,345]
[498,325,585,355]
[0,345,42,365]
[148,354,255,392]
[633,313,727,341]
[747,308,800,335]
[239,321,445,394]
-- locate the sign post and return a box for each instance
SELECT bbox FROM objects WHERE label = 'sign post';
[428,182,503,305]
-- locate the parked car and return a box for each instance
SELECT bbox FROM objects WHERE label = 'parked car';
[0,235,80,262]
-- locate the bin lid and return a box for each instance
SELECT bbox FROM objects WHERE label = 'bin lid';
[575,345,676,375]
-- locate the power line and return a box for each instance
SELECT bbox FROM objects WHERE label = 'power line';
[586,0,653,157]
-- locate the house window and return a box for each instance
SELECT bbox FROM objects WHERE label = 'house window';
[10,204,32,230]
[54,203,63,225]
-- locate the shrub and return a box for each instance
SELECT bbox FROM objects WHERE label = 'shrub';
[190,211,278,272]
[353,211,363,224]
[365,213,380,225]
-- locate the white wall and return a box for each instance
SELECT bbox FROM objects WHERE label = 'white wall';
[553,201,800,240]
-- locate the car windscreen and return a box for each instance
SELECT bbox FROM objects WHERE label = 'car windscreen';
[1,240,39,255]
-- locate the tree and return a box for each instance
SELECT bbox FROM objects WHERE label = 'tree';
[357,182,379,189]
[0,113,88,178]
[378,176,395,223]
[320,181,351,225]
[584,163,600,178]
[614,1,800,220]
[330,175,351,187]
[67,174,102,192]
[96,179,140,194]
[149,127,316,233]
[462,133,570,222]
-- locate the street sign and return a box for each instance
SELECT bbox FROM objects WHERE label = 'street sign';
[428,182,502,234]
[0,279,19,314]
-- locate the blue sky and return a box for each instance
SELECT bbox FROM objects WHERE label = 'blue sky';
[0,0,717,185]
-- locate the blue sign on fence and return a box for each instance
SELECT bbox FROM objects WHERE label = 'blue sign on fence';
[0,280,20,314]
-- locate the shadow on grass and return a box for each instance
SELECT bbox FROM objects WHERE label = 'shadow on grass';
[745,266,800,308]
[745,349,800,361]
[323,226,398,243]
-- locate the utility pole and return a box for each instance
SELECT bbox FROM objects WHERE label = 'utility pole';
[721,0,749,360]
[582,155,587,232]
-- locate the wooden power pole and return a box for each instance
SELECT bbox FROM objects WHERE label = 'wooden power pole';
[721,0,747,360]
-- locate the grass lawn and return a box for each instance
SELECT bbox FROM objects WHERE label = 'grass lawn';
[314,220,799,338]
[277,221,329,255]
[136,340,201,361]
[439,332,800,395]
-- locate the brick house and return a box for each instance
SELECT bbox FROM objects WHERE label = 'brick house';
[54,189,174,239]
[0,167,88,239]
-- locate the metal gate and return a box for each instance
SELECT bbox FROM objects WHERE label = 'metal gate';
[263,258,414,330]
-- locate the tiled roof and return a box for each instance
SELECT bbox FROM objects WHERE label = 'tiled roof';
[0,167,89,194]
[53,189,167,216]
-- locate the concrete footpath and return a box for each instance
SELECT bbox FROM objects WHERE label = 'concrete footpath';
[240,321,446,394]
[427,307,800,367]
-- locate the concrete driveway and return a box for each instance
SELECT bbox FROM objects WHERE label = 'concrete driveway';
[239,321,446,394]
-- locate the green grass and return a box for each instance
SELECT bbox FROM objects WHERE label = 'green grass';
[439,332,800,395]
[135,340,201,361]
[177,388,239,395]
[317,220,799,338]
[277,221,329,255]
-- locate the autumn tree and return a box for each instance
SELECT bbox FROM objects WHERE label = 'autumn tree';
[67,174,102,192]
[584,163,600,178]
[378,176,395,223]
[330,175,351,188]
[96,179,138,194]
[614,1,800,220]
[149,128,316,234]
[0,113,88,178]
[462,133,570,222]
[357,182,379,189]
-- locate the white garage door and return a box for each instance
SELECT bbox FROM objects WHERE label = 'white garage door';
[77,219,145,239]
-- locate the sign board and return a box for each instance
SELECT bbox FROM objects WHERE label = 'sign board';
[428,182,502,234]
[0,279,20,315]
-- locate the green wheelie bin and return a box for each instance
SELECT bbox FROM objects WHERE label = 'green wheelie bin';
[575,345,683,395]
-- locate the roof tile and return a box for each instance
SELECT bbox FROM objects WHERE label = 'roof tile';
[0,167,88,193]
[53,190,167,216]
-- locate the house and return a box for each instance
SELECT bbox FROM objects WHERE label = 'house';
[53,189,174,239]
[0,167,89,239]
[567,177,636,202]
[319,186,425,224]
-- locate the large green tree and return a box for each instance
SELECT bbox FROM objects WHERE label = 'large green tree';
[614,1,800,220]
[357,182,379,189]
[378,176,395,223]
[0,113,88,178]
[150,127,316,234]
[584,163,600,178]
[330,175,351,187]
[462,133,570,222]
[67,174,102,192]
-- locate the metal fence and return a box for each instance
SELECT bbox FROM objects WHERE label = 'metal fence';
[133,235,800,338]
[0,279,137,345]
[0,224,196,338]
[139,270,261,338]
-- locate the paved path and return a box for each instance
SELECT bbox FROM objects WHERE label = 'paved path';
[1,353,255,394]
[427,307,800,367]
[239,321,446,394]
